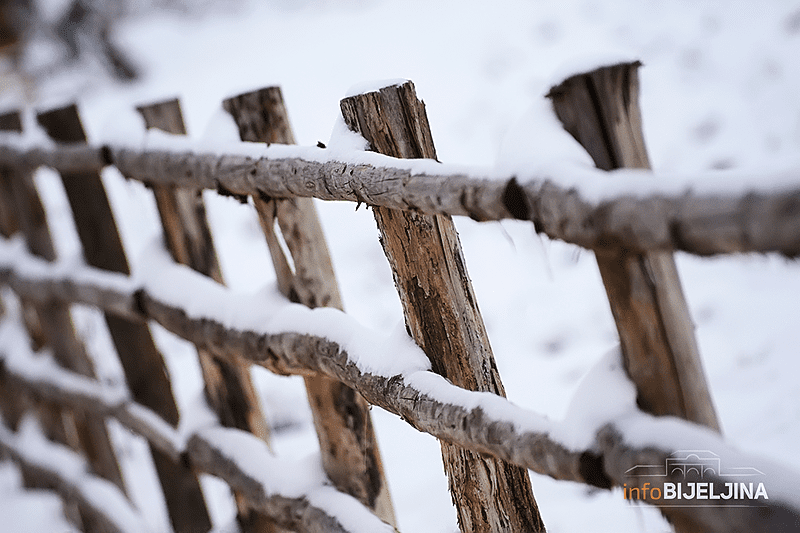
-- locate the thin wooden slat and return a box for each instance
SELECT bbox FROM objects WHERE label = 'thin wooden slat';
[340,81,545,533]
[36,104,212,533]
[222,87,397,527]
[136,97,276,533]
[548,62,719,533]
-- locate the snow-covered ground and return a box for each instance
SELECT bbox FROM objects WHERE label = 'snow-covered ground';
[1,0,800,532]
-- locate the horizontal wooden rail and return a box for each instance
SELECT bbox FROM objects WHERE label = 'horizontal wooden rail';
[0,422,146,533]
[0,308,394,533]
[0,141,799,256]
[2,238,798,533]
[0,424,148,533]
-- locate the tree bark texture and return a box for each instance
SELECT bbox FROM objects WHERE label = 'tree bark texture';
[548,62,720,430]
[136,98,277,533]
[36,104,213,533]
[340,81,545,533]
[222,87,396,526]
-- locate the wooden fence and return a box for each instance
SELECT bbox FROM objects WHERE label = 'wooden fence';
[0,61,798,533]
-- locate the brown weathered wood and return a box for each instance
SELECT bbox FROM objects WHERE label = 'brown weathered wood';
[4,294,795,533]
[36,104,212,533]
[0,110,128,533]
[0,336,395,533]
[135,99,223,280]
[341,81,545,532]
[223,87,396,526]
[0,255,592,485]
[136,97,276,533]
[3,139,800,257]
[548,62,718,532]
[0,109,128,493]
[0,110,28,431]
[548,62,720,428]
[0,111,23,132]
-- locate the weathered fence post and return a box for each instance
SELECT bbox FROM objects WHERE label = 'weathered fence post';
[547,62,720,428]
[36,104,213,533]
[136,97,277,533]
[0,109,128,532]
[547,62,719,532]
[222,87,397,527]
[340,81,545,532]
[0,110,31,431]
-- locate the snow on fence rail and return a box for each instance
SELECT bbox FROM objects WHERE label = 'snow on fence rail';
[0,61,799,533]
[1,236,800,531]
[2,127,800,257]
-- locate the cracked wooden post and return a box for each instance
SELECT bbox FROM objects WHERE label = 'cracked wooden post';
[548,62,719,532]
[136,97,277,533]
[222,87,397,528]
[341,81,545,532]
[36,104,213,533]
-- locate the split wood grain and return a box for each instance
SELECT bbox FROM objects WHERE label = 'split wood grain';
[340,81,545,533]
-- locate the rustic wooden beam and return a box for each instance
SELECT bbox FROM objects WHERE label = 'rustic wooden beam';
[35,104,213,533]
[548,62,720,428]
[222,87,396,526]
[2,139,800,257]
[548,62,719,533]
[0,296,800,533]
[136,97,277,533]
[0,323,394,533]
[340,81,545,532]
[4,250,800,533]
[0,256,589,485]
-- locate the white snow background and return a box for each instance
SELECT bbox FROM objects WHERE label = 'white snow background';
[1,0,800,532]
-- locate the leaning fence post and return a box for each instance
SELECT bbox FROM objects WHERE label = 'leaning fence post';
[222,87,397,527]
[340,81,545,532]
[0,110,29,431]
[36,104,213,533]
[136,97,278,533]
[547,62,719,532]
[0,109,129,532]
